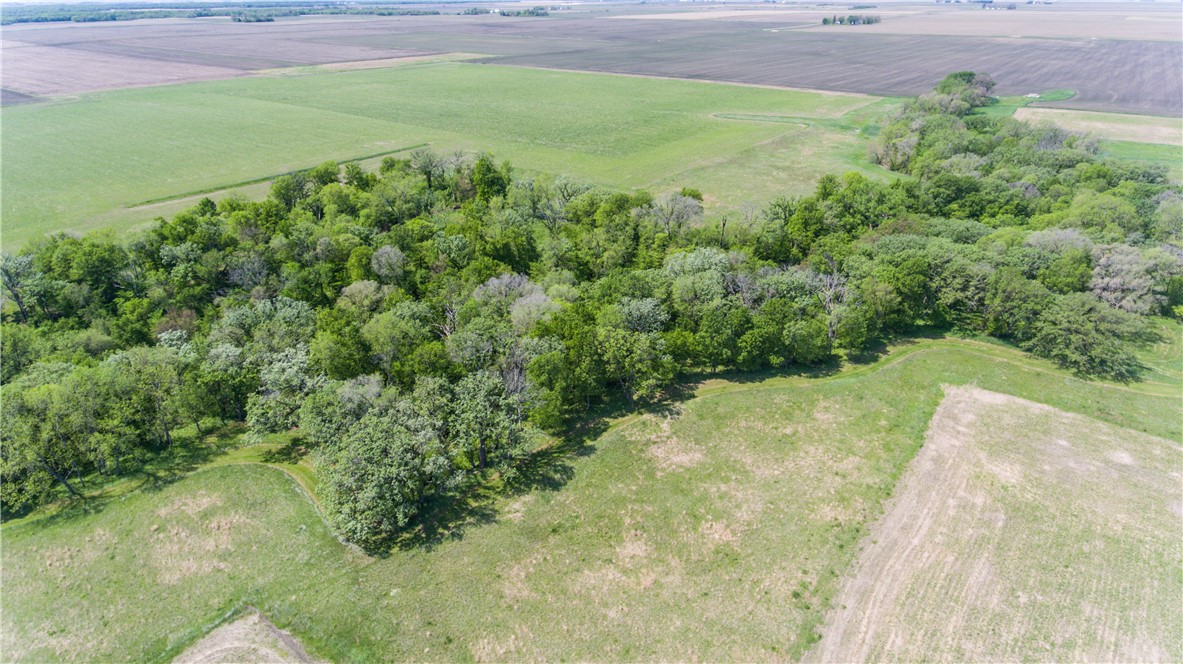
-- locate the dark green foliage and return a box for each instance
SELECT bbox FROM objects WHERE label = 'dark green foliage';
[1025,293,1145,380]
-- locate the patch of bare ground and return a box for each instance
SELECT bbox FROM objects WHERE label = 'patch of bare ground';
[809,386,1183,663]
[173,610,322,663]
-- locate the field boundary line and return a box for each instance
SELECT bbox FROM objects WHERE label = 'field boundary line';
[126,143,429,208]
[478,62,882,106]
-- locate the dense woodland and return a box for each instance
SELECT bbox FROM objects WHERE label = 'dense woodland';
[2,73,1180,548]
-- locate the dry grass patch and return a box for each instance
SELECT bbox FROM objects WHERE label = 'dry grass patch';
[1014,107,1183,146]
[810,386,1183,663]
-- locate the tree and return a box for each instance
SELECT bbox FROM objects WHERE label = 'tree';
[310,308,373,380]
[1025,293,1143,380]
[597,327,674,404]
[451,370,531,473]
[984,268,1051,341]
[0,252,36,323]
[246,346,324,436]
[321,411,452,549]
[472,154,509,202]
[298,375,382,448]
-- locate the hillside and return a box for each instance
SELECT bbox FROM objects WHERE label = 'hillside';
[4,335,1180,661]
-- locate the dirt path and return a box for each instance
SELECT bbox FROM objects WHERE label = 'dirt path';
[173,609,323,664]
[807,386,1183,662]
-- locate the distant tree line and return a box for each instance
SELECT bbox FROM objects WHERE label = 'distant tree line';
[2,72,1179,548]
[822,14,882,25]
[1,2,440,25]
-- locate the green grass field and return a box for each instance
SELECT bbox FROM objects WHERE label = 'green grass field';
[0,62,885,249]
[4,330,1180,662]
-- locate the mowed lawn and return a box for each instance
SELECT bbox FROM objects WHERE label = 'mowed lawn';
[0,62,880,248]
[4,334,1179,662]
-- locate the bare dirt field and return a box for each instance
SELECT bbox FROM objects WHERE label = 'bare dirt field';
[492,32,1182,115]
[798,5,1183,41]
[1014,107,1183,146]
[2,10,1179,114]
[809,386,1183,663]
[174,610,322,664]
[0,42,244,96]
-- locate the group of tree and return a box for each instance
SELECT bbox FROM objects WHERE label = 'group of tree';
[0,2,440,25]
[2,72,1179,547]
[822,14,882,25]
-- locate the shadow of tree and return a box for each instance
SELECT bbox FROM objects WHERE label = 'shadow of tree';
[260,438,307,465]
[2,423,247,527]
[387,478,501,554]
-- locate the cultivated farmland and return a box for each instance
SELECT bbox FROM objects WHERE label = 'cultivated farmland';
[0,62,886,247]
[3,7,1180,114]
[812,386,1182,662]
[4,335,1179,662]
[490,32,1181,116]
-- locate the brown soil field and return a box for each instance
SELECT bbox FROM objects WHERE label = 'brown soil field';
[173,610,323,664]
[809,386,1183,663]
[0,42,244,96]
[491,32,1182,116]
[798,5,1183,41]
[2,12,1180,114]
[1014,107,1183,146]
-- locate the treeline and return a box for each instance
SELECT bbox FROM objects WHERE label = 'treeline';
[822,14,882,25]
[2,72,1179,546]
[0,3,440,25]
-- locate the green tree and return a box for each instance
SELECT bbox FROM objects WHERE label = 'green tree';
[321,411,452,549]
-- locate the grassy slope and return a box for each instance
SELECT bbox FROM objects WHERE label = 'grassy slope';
[0,62,882,249]
[4,331,1180,662]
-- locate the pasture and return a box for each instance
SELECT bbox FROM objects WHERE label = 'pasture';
[0,62,884,247]
[4,332,1180,662]
[812,386,1182,662]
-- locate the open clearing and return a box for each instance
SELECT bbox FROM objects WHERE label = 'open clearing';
[0,62,883,248]
[4,334,1179,662]
[811,386,1183,662]
[1013,107,1183,146]
[174,611,322,664]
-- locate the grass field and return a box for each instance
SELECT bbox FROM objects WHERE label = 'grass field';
[0,61,884,248]
[812,386,1182,662]
[4,328,1180,662]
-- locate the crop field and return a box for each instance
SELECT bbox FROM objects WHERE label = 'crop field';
[812,386,1182,662]
[1013,107,1183,146]
[4,332,1180,662]
[491,32,1181,116]
[0,62,886,248]
[3,9,1179,114]
[794,4,1183,42]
